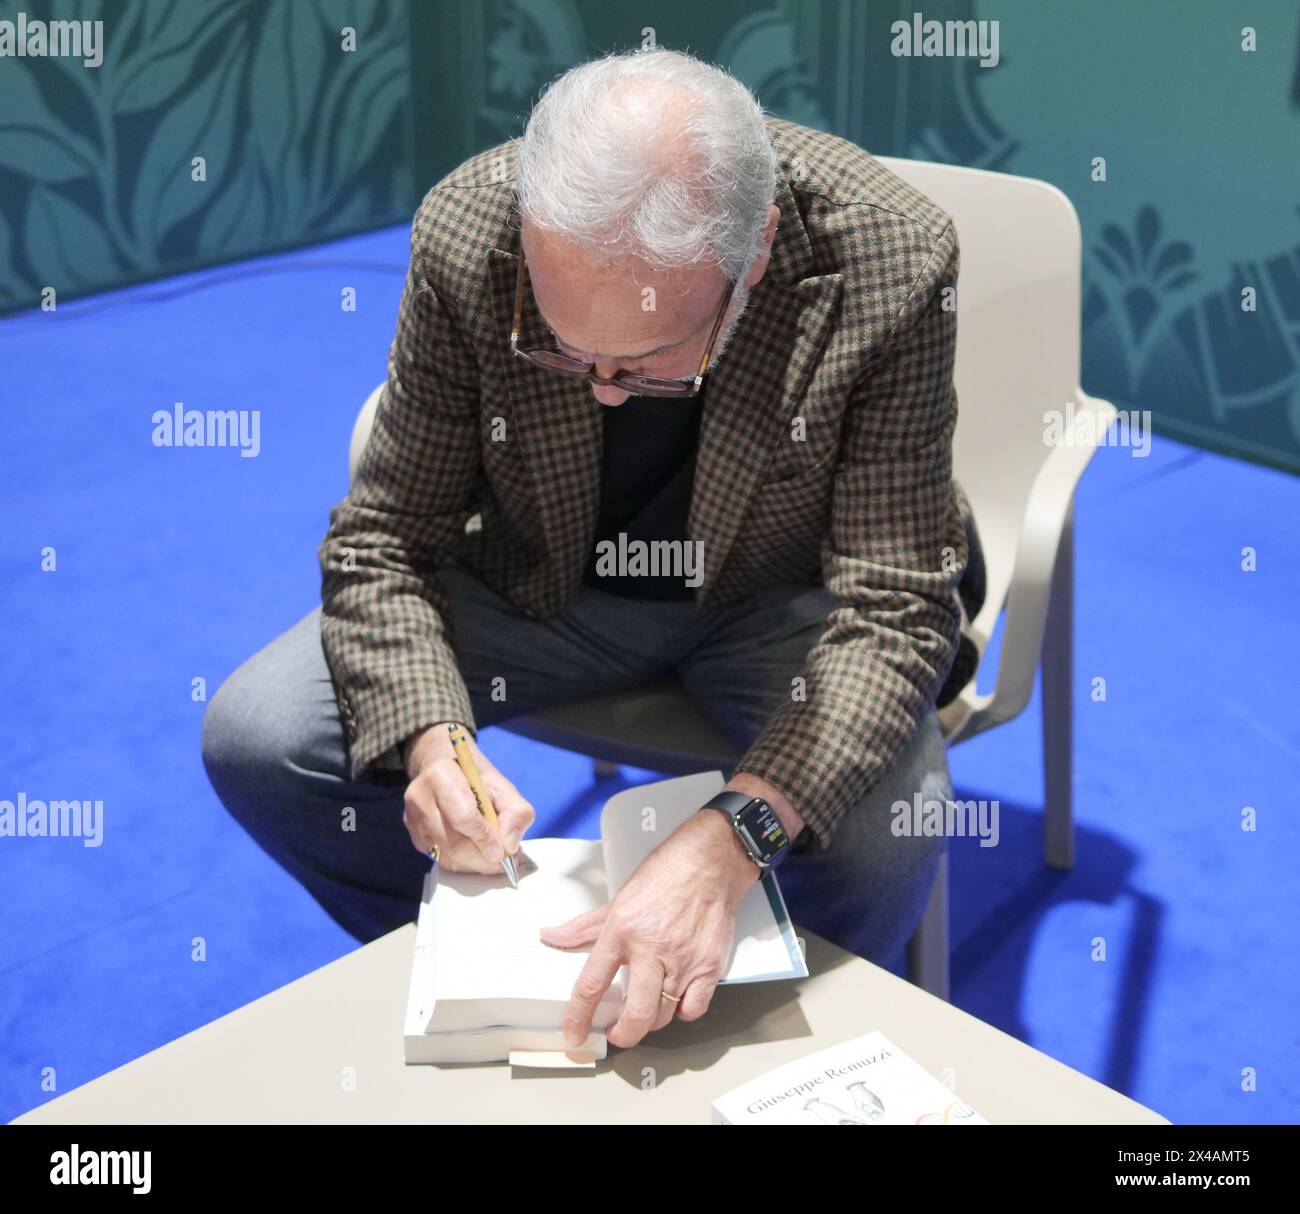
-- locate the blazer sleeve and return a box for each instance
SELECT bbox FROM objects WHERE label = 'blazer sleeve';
[732,220,969,850]
[317,223,483,782]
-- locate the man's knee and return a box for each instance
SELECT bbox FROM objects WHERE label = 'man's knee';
[201,656,301,819]
[203,667,253,815]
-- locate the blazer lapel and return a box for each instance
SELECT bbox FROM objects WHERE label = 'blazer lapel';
[488,245,604,612]
[687,176,843,599]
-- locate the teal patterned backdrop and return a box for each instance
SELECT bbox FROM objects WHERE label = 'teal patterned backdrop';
[3,0,1298,474]
[0,0,411,312]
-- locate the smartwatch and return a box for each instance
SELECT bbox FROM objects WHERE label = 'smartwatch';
[700,790,792,870]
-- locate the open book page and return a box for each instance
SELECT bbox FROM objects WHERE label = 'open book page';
[599,771,807,982]
[434,838,613,1003]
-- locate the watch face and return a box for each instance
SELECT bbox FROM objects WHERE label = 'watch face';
[737,799,789,864]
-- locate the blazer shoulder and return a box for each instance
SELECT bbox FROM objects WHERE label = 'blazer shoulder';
[766,116,953,244]
[433,135,523,192]
[767,118,955,340]
[408,137,520,288]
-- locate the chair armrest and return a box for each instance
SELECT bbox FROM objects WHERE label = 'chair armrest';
[953,391,1118,740]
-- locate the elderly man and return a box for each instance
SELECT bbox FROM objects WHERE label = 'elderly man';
[202,47,984,1050]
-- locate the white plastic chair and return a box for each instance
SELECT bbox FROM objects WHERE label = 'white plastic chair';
[347,159,1116,1002]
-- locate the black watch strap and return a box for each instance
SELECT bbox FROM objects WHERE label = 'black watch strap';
[702,791,756,817]
[701,791,790,869]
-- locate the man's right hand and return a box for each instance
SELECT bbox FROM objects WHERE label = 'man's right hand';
[401,722,536,874]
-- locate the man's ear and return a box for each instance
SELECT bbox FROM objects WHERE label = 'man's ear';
[744,204,782,289]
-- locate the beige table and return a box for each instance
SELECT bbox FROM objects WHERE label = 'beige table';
[14,925,1168,1125]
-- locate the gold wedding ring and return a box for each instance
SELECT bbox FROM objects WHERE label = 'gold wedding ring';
[428,843,440,862]
[660,989,682,1003]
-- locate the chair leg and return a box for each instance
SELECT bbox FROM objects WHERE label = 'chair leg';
[906,847,950,1001]
[592,758,619,779]
[1043,500,1076,871]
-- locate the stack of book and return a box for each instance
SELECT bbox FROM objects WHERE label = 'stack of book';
[403,771,808,1064]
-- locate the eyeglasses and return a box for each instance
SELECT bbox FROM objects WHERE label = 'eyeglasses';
[510,247,737,398]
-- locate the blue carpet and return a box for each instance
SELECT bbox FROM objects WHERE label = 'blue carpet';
[2,226,1296,1124]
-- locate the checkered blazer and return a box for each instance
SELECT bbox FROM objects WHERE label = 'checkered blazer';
[318,116,987,850]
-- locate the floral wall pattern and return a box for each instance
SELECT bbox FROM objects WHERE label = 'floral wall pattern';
[0,0,411,314]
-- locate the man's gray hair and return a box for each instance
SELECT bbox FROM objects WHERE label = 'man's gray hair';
[515,48,778,284]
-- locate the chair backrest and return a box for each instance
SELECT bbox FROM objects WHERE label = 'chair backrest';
[348,383,384,485]
[875,157,1083,632]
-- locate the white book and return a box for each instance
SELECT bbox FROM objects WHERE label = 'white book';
[712,1031,991,1124]
[404,771,808,1064]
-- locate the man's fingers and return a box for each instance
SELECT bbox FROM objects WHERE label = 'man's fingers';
[608,956,667,1049]
[403,743,537,875]
[675,973,719,1023]
[539,902,610,949]
[563,936,623,1048]
[404,774,500,873]
[499,809,534,856]
[402,781,442,855]
[482,774,536,854]
[429,765,505,864]
[402,790,488,872]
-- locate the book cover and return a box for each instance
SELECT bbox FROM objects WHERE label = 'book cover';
[712,1031,990,1125]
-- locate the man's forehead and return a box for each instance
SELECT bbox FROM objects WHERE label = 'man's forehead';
[543,318,689,361]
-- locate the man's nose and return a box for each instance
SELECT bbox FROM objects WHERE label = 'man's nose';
[590,360,632,406]
[592,382,632,406]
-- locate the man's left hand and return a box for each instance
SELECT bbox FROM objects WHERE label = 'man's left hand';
[540,809,761,1049]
